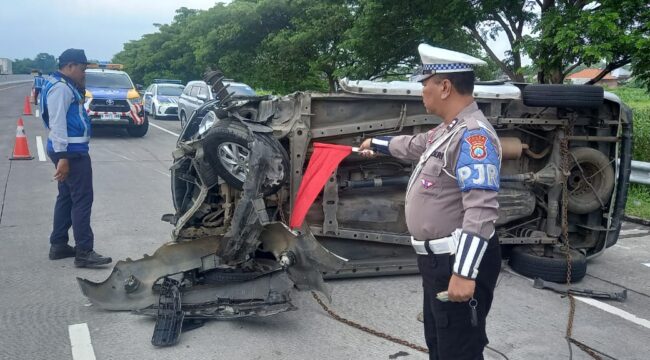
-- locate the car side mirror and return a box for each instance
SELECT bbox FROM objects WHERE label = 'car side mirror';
[197,93,208,101]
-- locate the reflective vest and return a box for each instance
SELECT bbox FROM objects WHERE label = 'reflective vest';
[41,73,91,154]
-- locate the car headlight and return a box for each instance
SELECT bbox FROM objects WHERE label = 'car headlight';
[198,111,218,135]
[129,97,142,106]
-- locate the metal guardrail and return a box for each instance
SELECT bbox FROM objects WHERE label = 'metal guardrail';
[630,160,650,185]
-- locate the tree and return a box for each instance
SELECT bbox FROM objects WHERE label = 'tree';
[12,53,57,74]
[526,0,650,85]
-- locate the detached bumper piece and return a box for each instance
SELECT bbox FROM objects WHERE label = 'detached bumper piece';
[533,278,627,301]
[151,278,184,347]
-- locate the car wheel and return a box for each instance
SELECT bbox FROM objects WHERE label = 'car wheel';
[509,245,587,283]
[567,147,615,214]
[180,111,186,128]
[150,105,157,120]
[127,117,149,137]
[523,84,604,109]
[203,120,289,195]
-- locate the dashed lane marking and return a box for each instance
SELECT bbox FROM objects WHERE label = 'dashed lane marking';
[68,323,97,360]
[643,263,650,268]
[35,136,46,162]
[149,122,180,137]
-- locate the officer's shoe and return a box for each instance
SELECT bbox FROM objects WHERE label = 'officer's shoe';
[74,249,112,268]
[49,244,76,260]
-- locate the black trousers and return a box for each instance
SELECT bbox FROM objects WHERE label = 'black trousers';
[418,234,501,360]
[49,153,94,251]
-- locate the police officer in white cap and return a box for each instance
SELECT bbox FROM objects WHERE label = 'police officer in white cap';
[360,44,502,359]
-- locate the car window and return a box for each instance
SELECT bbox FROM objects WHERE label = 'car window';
[182,85,192,95]
[158,85,184,96]
[198,86,208,98]
[226,84,257,96]
[146,85,154,93]
[190,86,200,97]
[86,72,134,89]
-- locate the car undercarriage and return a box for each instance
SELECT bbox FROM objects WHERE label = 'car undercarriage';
[78,71,633,345]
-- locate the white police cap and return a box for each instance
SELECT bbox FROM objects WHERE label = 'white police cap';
[412,44,487,82]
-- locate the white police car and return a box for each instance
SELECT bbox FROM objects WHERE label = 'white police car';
[143,79,185,120]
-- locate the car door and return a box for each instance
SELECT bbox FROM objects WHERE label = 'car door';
[186,86,201,117]
[143,85,154,113]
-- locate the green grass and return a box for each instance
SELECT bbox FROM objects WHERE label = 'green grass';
[608,86,650,219]
[626,184,650,219]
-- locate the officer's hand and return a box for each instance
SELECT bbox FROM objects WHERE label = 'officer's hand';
[447,274,476,302]
[358,138,377,158]
[54,159,70,182]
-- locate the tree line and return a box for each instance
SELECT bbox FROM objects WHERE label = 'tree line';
[16,0,650,94]
[11,53,58,75]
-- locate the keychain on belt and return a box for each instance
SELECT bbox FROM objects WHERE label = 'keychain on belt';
[436,291,479,327]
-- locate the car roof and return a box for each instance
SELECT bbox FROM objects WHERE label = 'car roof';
[86,69,127,75]
[184,80,250,87]
[339,78,522,100]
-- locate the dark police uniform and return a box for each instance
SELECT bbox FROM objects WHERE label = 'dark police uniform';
[370,45,502,360]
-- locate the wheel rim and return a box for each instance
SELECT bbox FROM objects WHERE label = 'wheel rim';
[218,142,250,182]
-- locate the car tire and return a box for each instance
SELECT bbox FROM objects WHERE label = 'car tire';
[127,117,149,137]
[509,245,587,283]
[180,111,186,128]
[523,84,604,109]
[150,105,157,120]
[566,147,615,214]
[204,120,289,195]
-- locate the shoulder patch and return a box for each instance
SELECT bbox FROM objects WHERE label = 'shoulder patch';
[456,128,500,192]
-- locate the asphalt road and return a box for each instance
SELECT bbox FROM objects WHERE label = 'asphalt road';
[0,82,649,360]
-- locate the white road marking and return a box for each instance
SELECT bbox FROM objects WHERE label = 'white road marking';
[35,136,46,162]
[35,108,40,118]
[149,122,179,137]
[620,229,648,236]
[574,296,650,330]
[0,83,30,91]
[613,244,631,250]
[68,323,97,360]
[503,268,650,330]
[643,263,650,268]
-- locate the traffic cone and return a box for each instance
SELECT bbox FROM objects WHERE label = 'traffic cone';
[30,88,35,103]
[10,118,33,160]
[23,96,32,115]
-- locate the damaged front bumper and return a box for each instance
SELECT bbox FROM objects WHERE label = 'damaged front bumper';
[78,121,346,333]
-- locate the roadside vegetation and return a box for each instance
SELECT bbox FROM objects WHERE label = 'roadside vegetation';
[109,0,649,94]
[610,85,650,219]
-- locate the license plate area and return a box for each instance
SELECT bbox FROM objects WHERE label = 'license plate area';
[101,113,121,120]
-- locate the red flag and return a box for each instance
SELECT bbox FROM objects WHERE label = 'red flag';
[289,143,352,229]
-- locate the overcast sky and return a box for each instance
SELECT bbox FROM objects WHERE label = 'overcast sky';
[0,0,219,61]
[0,0,520,64]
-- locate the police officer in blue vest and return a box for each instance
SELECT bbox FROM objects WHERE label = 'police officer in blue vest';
[41,48,112,267]
[33,71,45,105]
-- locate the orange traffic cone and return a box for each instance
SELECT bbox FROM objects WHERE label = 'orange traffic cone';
[23,96,33,115]
[10,118,33,160]
[30,88,35,103]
